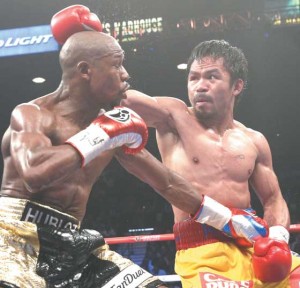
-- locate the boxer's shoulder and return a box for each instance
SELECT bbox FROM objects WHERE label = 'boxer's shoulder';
[11,103,56,131]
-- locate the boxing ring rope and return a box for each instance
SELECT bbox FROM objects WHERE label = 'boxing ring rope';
[105,224,300,245]
[290,224,300,233]
[104,224,300,283]
[105,233,174,245]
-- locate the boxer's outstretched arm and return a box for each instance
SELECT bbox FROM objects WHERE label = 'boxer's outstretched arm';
[117,149,270,243]
[116,149,201,215]
[122,89,186,128]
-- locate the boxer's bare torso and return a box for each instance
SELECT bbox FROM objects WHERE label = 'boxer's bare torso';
[124,94,263,222]
[0,31,132,222]
[122,56,284,224]
[153,99,259,222]
[1,90,115,221]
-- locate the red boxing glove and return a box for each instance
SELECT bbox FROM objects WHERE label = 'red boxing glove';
[66,107,148,166]
[225,208,269,248]
[192,196,268,247]
[253,226,292,283]
[51,5,103,45]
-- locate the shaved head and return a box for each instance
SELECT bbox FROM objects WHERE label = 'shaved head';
[59,31,123,70]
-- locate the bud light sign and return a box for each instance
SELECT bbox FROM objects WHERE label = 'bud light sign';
[0,25,59,57]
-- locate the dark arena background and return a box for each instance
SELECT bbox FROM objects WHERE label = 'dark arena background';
[1,0,300,286]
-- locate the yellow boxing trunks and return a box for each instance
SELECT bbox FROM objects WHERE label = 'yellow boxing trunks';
[173,219,300,288]
[0,196,163,288]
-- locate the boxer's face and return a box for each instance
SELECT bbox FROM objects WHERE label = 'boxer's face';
[187,56,236,121]
[90,49,130,105]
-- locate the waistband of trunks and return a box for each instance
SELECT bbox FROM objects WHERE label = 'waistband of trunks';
[173,219,232,250]
[0,196,80,230]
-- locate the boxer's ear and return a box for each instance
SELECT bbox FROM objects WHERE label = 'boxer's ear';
[232,78,244,97]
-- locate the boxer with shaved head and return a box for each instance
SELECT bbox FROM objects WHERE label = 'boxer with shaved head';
[0,5,202,288]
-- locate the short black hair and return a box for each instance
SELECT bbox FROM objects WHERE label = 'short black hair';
[187,40,248,93]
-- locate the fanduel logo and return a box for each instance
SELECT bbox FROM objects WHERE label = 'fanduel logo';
[102,264,153,288]
[200,273,253,288]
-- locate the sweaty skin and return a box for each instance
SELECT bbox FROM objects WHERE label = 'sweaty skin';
[1,31,131,221]
[1,31,201,222]
[1,28,184,288]
[121,56,290,226]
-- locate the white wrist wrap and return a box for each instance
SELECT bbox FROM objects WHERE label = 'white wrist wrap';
[269,225,290,244]
[194,196,232,231]
[66,124,110,166]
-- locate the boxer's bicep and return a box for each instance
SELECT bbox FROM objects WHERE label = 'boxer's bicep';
[123,90,173,129]
[249,132,289,227]
[249,131,276,201]
[10,104,52,171]
[10,104,79,192]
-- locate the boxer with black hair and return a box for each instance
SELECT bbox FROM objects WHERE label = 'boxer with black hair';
[118,39,300,287]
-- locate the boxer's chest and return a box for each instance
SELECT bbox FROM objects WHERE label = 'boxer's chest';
[180,127,257,182]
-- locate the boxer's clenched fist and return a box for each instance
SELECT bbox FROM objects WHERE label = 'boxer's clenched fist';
[253,226,292,282]
[66,106,148,166]
[192,195,268,245]
[51,5,102,45]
